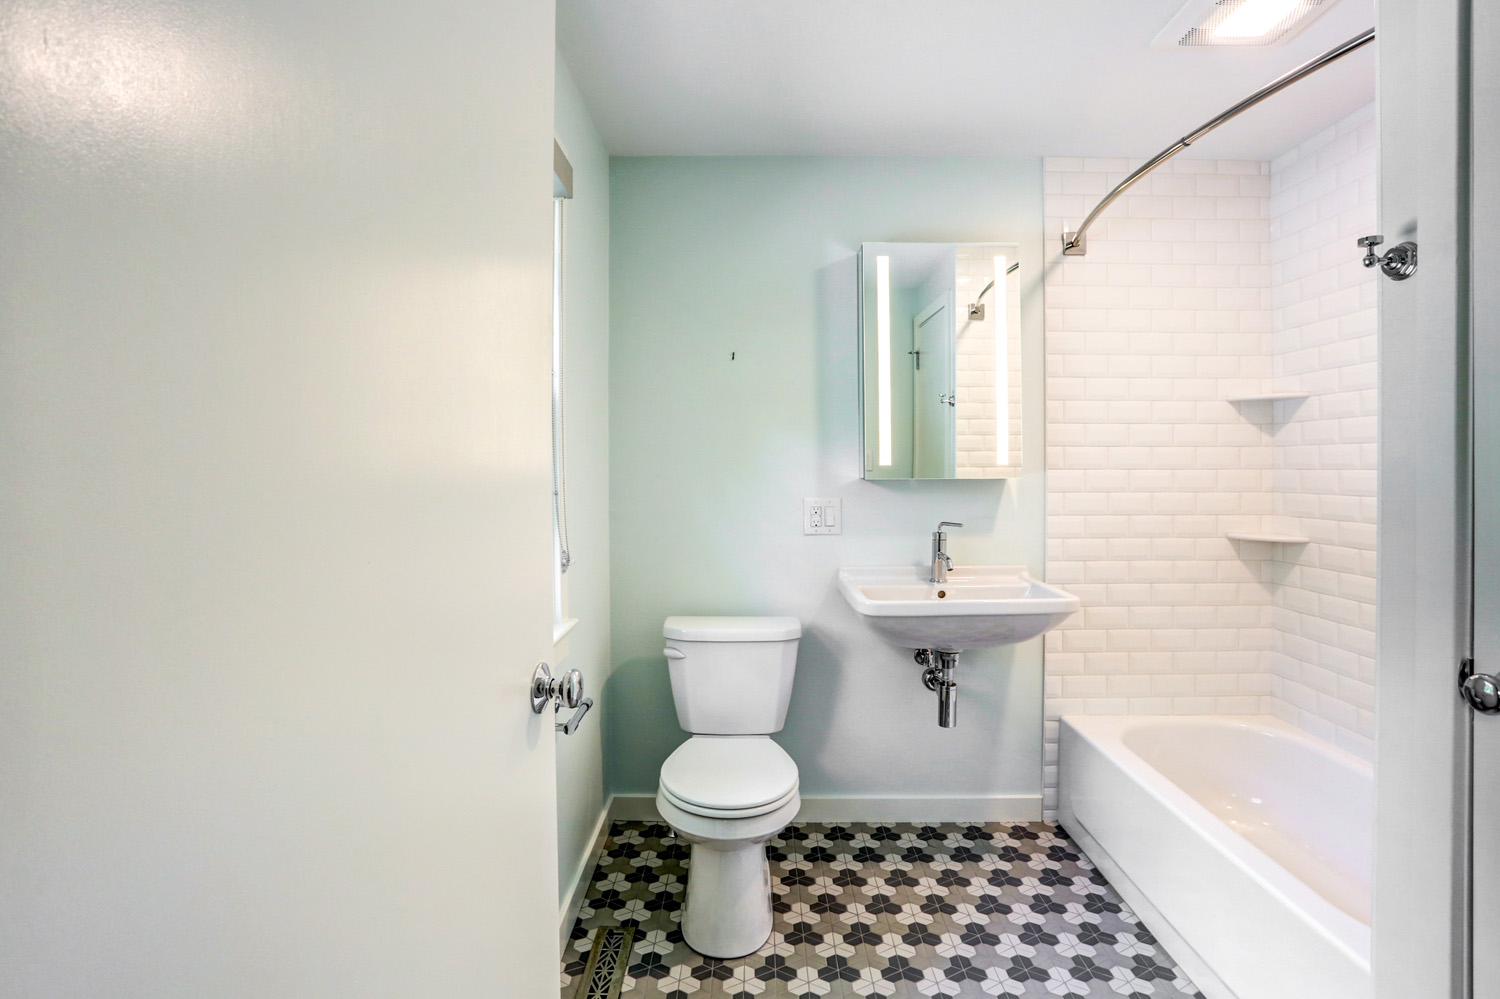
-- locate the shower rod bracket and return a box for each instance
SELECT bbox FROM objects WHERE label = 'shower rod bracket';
[1358,235,1417,281]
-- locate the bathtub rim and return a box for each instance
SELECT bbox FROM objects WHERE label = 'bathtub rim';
[1058,713,1372,973]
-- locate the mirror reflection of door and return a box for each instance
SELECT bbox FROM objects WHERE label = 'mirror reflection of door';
[912,294,956,478]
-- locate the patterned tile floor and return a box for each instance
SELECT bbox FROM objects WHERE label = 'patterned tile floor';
[563,822,1204,998]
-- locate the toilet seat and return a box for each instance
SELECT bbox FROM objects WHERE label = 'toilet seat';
[660,782,800,819]
[659,736,798,815]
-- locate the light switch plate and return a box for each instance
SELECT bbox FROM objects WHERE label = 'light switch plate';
[804,497,841,535]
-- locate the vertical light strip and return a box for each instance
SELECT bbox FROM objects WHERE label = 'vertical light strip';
[876,255,893,467]
[993,255,1010,465]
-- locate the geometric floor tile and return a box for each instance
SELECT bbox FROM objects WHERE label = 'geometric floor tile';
[563,821,1204,998]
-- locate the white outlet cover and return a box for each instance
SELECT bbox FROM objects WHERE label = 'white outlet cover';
[803,497,841,535]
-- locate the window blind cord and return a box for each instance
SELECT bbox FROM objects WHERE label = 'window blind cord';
[552,198,572,574]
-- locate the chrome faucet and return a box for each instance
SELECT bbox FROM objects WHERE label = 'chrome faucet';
[930,521,963,583]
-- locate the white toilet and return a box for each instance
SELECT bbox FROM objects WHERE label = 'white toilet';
[655,615,802,959]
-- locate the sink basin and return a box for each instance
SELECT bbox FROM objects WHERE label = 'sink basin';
[837,565,1080,652]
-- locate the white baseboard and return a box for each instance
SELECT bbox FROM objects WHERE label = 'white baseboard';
[608,793,1043,824]
[609,794,661,822]
[558,803,613,952]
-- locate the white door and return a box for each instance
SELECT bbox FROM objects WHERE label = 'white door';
[1470,1,1500,995]
[0,1,561,996]
[912,294,956,478]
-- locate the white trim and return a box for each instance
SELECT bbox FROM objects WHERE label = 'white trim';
[609,793,1043,824]
[1372,1,1472,995]
[558,802,612,951]
[1471,3,1500,996]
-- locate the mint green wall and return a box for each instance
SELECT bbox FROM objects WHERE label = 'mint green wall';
[607,158,1047,805]
[553,58,611,910]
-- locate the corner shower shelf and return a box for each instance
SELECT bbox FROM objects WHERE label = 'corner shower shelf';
[1225,391,1310,403]
[1226,532,1311,544]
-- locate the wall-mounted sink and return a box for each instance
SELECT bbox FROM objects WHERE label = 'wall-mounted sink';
[837,565,1079,652]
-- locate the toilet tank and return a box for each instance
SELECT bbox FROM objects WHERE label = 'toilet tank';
[663,616,801,734]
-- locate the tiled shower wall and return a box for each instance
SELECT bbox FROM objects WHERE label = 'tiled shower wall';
[1040,106,1379,813]
[1040,157,1276,814]
[1265,105,1378,758]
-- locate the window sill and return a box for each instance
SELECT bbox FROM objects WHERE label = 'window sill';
[553,617,579,658]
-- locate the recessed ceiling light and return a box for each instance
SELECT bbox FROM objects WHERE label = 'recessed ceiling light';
[1151,0,1342,49]
[1215,0,1304,37]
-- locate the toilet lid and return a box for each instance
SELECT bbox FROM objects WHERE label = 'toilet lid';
[659,737,799,811]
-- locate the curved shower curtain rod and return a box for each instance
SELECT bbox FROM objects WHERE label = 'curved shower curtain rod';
[971,259,1023,307]
[1061,26,1375,256]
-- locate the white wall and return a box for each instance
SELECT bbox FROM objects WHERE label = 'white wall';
[1042,157,1277,816]
[552,59,612,916]
[0,1,560,995]
[1266,104,1378,758]
[607,157,1048,815]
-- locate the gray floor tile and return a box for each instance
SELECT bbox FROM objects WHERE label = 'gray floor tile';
[564,821,1202,999]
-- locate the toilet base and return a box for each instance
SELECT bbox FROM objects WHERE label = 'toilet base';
[654,789,801,959]
[682,840,773,958]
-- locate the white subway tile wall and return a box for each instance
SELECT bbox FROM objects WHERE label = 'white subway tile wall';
[1042,156,1275,817]
[1266,104,1378,758]
[1040,112,1376,816]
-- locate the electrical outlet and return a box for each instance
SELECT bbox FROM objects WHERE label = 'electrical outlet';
[803,497,841,535]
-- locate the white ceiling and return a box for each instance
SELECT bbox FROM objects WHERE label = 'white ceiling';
[557,0,1376,160]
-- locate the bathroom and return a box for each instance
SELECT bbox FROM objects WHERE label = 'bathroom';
[0,2,1490,999]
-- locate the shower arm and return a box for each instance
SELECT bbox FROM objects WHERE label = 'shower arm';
[1061,26,1375,256]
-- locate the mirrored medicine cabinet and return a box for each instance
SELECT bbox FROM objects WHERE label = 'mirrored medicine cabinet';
[858,243,1023,480]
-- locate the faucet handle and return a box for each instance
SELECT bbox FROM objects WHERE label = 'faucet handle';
[935,521,964,534]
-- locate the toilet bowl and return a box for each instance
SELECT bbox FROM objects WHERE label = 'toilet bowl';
[656,616,801,958]
[656,736,800,957]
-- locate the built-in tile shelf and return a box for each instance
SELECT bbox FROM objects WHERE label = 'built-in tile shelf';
[1225,391,1310,403]
[1226,532,1311,544]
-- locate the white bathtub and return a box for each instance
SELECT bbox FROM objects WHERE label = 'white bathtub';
[1058,715,1371,999]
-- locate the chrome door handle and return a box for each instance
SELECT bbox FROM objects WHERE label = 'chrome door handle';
[1461,660,1500,714]
[559,698,593,735]
[531,663,594,734]
[530,663,585,713]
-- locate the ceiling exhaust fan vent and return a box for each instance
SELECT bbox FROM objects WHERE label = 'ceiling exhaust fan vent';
[1152,0,1341,49]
